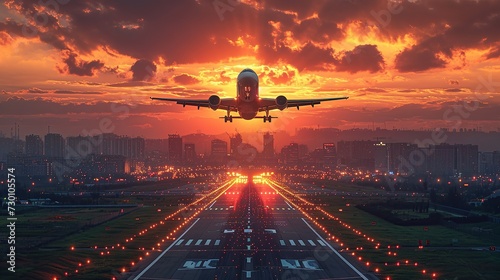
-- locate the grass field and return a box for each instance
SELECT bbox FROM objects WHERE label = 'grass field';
[2,194,195,280]
[305,192,500,280]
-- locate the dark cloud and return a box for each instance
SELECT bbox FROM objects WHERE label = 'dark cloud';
[58,50,104,76]
[3,0,500,75]
[107,81,155,87]
[334,44,385,73]
[173,74,200,85]
[130,59,157,81]
[292,17,343,44]
[0,96,185,115]
[444,88,464,93]
[361,88,387,93]
[395,47,446,72]
[259,42,337,71]
[390,1,500,72]
[449,80,459,86]
[486,45,500,60]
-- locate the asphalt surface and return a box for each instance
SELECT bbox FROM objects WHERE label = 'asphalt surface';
[129,180,374,280]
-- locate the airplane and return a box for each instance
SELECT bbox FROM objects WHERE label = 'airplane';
[150,68,348,122]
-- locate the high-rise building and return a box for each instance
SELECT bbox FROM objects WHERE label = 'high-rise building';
[262,132,274,159]
[67,135,98,158]
[337,140,376,170]
[281,143,299,165]
[145,139,169,154]
[44,133,64,158]
[168,134,183,164]
[323,143,336,165]
[479,152,495,175]
[423,144,456,176]
[184,143,196,163]
[25,134,43,156]
[374,142,388,172]
[455,144,478,176]
[389,143,419,173]
[211,139,227,163]
[229,133,243,157]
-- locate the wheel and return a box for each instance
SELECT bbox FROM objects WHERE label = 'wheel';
[229,116,233,122]
[268,116,272,122]
[224,116,228,122]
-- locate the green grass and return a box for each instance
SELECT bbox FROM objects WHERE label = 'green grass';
[1,194,196,280]
[305,194,500,280]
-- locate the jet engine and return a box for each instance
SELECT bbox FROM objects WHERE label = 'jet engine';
[275,95,288,110]
[208,95,221,110]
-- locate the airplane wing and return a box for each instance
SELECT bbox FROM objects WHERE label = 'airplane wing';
[150,97,238,112]
[258,96,348,111]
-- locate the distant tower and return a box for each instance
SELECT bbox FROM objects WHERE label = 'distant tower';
[229,133,243,157]
[211,139,228,163]
[44,133,64,158]
[26,134,44,156]
[262,132,274,159]
[168,134,183,164]
[184,143,196,163]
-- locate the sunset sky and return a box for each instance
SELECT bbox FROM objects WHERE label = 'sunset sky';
[1,0,500,138]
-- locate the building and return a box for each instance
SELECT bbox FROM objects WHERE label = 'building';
[455,144,478,176]
[211,139,228,163]
[281,143,299,165]
[25,134,43,156]
[229,133,243,157]
[337,140,377,170]
[262,132,275,159]
[44,133,64,158]
[66,135,99,158]
[145,138,169,154]
[323,143,336,165]
[374,142,388,172]
[79,154,130,176]
[184,143,196,163]
[168,134,183,164]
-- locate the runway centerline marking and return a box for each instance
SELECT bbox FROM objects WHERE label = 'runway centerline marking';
[132,218,201,280]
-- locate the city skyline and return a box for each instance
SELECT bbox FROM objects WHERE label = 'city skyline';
[2,1,500,137]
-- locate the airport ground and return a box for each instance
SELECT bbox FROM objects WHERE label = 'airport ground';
[2,175,499,280]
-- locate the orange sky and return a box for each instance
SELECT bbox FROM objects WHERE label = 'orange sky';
[1,0,500,138]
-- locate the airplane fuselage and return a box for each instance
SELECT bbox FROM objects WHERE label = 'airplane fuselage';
[236,69,260,120]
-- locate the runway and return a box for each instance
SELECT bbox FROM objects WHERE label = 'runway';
[129,179,374,280]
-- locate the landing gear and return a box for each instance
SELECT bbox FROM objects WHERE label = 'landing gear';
[224,108,233,122]
[263,108,272,123]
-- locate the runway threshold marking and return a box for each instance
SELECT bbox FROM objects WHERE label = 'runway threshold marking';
[301,218,369,280]
[185,239,193,246]
[132,218,201,280]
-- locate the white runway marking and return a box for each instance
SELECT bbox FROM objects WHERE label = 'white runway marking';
[302,218,369,280]
[132,218,200,280]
